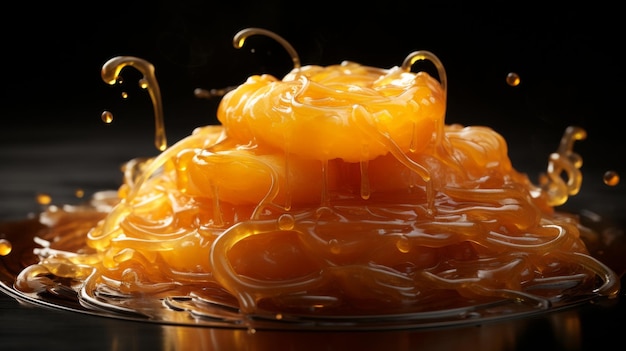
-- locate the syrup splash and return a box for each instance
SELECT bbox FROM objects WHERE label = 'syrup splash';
[101,56,167,151]
[0,29,622,332]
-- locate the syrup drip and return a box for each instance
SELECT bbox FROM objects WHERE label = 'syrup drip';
[233,27,301,69]
[320,159,330,206]
[283,150,293,211]
[101,56,167,151]
[540,126,586,206]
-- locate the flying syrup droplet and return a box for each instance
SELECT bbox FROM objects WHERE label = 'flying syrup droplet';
[396,235,411,253]
[121,91,129,99]
[101,56,168,151]
[329,239,341,254]
[101,111,114,124]
[277,214,295,230]
[0,239,12,256]
[36,193,52,205]
[506,72,521,87]
[75,188,85,198]
[603,170,620,186]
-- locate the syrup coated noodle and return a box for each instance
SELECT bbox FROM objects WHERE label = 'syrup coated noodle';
[13,28,619,320]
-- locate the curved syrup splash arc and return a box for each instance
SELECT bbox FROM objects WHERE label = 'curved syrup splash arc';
[540,126,586,206]
[233,27,301,70]
[101,56,168,151]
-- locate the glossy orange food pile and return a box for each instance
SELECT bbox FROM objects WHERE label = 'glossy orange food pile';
[15,48,619,318]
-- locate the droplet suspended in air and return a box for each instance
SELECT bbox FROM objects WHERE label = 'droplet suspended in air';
[121,91,129,99]
[101,110,114,124]
[75,188,85,198]
[194,87,234,99]
[101,56,168,151]
[506,72,521,87]
[603,170,620,186]
[277,214,295,230]
[0,239,12,256]
[396,235,411,253]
